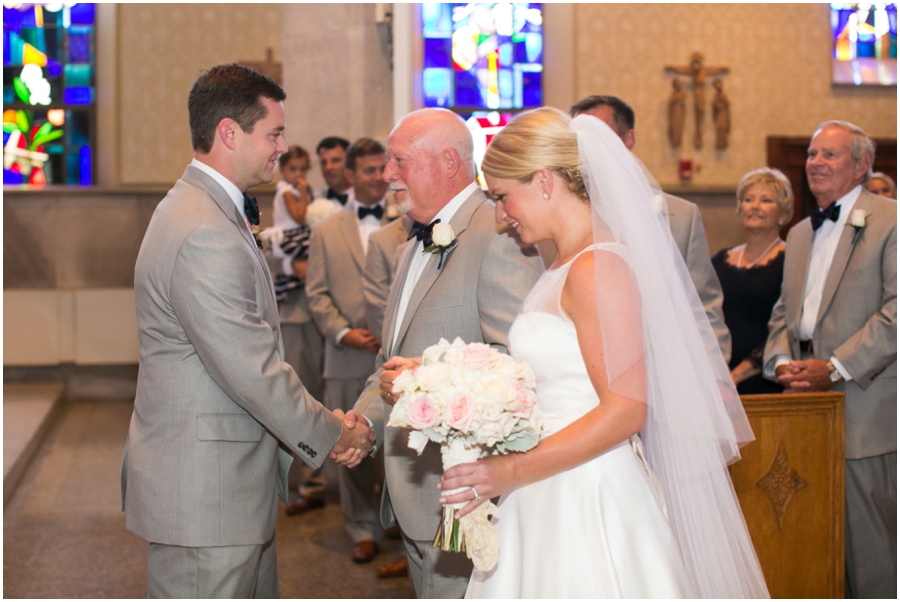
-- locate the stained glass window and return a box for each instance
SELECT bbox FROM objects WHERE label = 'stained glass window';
[831,3,897,85]
[3,3,96,186]
[422,3,543,111]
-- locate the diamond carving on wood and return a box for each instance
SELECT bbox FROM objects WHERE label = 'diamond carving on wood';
[756,442,808,530]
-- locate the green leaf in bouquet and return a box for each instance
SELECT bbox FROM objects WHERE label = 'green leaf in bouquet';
[30,127,63,151]
[495,429,539,454]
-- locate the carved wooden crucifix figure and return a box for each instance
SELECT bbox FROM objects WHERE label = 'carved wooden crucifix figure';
[665,52,729,149]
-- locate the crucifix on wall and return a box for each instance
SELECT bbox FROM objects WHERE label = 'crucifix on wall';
[240,48,282,85]
[665,52,729,149]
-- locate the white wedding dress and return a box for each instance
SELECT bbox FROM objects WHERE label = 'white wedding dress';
[466,244,696,599]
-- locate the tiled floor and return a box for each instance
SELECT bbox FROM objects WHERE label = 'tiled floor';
[3,399,415,598]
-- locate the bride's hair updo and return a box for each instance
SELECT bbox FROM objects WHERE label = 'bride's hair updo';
[481,107,589,202]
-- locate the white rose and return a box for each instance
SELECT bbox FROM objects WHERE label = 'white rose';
[415,364,451,391]
[850,209,867,229]
[432,222,456,246]
[482,377,517,405]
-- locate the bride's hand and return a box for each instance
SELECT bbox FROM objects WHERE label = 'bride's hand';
[438,455,519,519]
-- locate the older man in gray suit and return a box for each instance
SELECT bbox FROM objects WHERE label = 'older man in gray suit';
[763,121,896,599]
[123,64,373,598]
[355,108,544,598]
[570,95,731,362]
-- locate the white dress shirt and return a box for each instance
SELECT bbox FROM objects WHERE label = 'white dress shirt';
[351,198,388,256]
[391,181,479,348]
[334,198,388,345]
[776,185,861,380]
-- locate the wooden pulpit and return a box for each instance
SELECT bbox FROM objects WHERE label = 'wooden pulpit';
[729,393,845,598]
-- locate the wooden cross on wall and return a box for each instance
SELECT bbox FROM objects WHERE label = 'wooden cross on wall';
[240,48,282,85]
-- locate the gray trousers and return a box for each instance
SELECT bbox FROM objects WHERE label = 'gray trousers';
[402,531,472,598]
[325,375,381,544]
[282,321,327,501]
[845,452,897,599]
[147,532,279,598]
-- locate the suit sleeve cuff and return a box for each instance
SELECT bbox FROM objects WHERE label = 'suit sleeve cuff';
[336,327,350,347]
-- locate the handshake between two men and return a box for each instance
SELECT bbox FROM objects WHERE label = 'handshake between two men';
[325,356,421,468]
[328,409,376,468]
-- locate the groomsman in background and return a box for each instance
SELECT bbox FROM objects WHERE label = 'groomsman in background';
[764,121,896,599]
[306,138,393,563]
[570,95,731,362]
[315,136,353,204]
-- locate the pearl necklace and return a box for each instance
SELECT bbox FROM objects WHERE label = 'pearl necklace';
[737,237,782,268]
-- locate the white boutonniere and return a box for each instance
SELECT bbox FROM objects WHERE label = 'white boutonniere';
[425,223,458,269]
[850,208,868,241]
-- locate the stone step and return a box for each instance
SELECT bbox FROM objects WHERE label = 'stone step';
[3,382,66,505]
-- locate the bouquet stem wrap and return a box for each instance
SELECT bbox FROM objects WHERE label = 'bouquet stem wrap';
[434,439,499,571]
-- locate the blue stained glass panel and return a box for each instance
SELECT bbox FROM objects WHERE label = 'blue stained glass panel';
[63,86,93,105]
[79,145,92,185]
[423,3,452,38]
[69,33,91,63]
[66,151,79,184]
[524,33,542,63]
[521,70,541,107]
[3,87,13,104]
[498,69,513,100]
[423,68,453,107]
[455,70,479,107]
[424,37,452,69]
[20,7,36,28]
[69,3,95,26]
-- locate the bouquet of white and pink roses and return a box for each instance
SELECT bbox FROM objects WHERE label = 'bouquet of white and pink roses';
[386,337,543,571]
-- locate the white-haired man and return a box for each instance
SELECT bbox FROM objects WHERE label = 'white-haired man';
[764,120,896,599]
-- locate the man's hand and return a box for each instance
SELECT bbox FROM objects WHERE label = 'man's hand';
[291,258,308,281]
[328,409,376,468]
[379,356,422,404]
[340,328,380,354]
[776,359,836,392]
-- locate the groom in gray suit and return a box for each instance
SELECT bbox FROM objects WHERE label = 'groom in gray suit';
[763,121,896,598]
[123,64,374,598]
[355,108,544,598]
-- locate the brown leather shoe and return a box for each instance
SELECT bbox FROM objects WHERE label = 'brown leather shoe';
[351,540,378,564]
[377,555,409,578]
[383,525,402,540]
[285,497,324,516]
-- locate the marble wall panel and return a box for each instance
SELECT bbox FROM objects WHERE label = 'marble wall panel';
[4,198,58,289]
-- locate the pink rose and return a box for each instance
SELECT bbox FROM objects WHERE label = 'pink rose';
[461,343,493,370]
[509,383,536,418]
[444,391,477,433]
[407,396,440,430]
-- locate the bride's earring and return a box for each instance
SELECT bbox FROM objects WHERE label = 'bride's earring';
[542,192,549,201]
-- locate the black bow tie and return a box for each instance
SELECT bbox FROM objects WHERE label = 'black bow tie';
[357,204,384,221]
[408,219,440,247]
[243,193,260,227]
[328,189,349,206]
[810,201,840,231]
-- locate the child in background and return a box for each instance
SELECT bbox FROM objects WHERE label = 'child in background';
[273,145,315,229]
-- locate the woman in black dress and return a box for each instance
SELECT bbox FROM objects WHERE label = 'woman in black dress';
[712,168,793,394]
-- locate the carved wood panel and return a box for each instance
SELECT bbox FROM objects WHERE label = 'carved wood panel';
[729,393,845,599]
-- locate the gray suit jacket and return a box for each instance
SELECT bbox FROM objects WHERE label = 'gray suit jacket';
[664,193,731,363]
[122,165,343,548]
[306,205,390,379]
[355,189,544,541]
[763,190,896,459]
[364,217,413,348]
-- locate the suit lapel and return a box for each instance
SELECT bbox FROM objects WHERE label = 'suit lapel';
[384,241,415,355]
[182,166,280,332]
[787,221,815,333]
[389,190,485,355]
[816,192,871,325]
[337,209,366,272]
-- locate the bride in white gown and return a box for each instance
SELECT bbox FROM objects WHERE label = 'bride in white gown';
[438,108,769,598]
